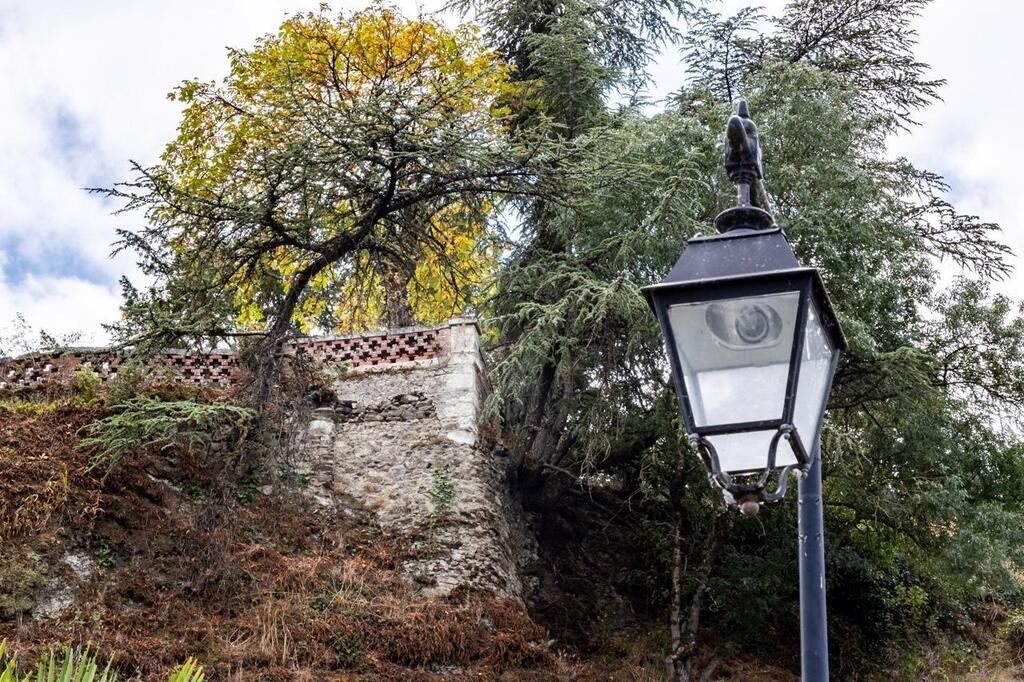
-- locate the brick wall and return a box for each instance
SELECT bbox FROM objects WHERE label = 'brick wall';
[0,324,449,391]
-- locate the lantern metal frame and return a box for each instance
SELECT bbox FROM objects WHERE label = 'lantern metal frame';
[643,227,846,505]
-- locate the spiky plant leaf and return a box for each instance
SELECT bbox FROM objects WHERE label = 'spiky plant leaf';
[165,659,204,682]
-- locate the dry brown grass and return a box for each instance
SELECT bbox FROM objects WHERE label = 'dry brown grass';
[0,402,555,681]
[0,405,105,541]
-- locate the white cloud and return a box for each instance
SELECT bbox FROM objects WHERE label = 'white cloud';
[888,0,1023,294]
[0,0,444,344]
[0,268,122,349]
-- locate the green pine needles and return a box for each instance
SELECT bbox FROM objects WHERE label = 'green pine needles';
[463,0,1024,669]
[79,397,254,474]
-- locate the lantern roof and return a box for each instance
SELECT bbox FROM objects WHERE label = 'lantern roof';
[648,225,799,288]
[642,217,848,352]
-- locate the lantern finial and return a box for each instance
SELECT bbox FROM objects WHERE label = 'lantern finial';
[717,99,774,232]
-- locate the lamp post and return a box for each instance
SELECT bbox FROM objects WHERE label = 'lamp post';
[643,101,845,680]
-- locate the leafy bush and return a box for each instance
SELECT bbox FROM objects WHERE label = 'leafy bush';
[322,361,351,384]
[429,468,456,518]
[0,553,45,619]
[72,365,102,402]
[104,359,146,406]
[106,360,214,405]
[79,397,254,474]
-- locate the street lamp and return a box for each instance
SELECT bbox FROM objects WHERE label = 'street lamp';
[643,100,845,679]
[644,100,845,513]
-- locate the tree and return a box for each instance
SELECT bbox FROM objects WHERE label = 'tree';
[100,6,545,404]
[469,0,1024,676]
[451,0,692,470]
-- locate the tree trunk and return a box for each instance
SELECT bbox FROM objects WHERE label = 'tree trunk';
[512,360,557,469]
[666,460,729,682]
[251,257,328,409]
[667,521,695,682]
[384,266,415,329]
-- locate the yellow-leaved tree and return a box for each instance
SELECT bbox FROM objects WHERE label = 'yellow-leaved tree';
[100,5,545,404]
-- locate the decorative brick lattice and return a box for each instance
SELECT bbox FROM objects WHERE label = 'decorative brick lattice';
[287,328,441,369]
[159,352,241,387]
[0,325,449,391]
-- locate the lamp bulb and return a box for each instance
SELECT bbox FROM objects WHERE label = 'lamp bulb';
[705,301,783,349]
[738,498,761,516]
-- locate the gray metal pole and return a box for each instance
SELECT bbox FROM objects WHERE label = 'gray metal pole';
[798,438,829,680]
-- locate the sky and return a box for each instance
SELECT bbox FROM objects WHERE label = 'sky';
[0,0,1019,348]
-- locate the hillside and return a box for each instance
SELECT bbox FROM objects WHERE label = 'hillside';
[0,397,802,681]
[1,399,559,680]
[1,368,1021,680]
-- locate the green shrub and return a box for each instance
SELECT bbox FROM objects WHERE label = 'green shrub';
[0,553,45,620]
[72,364,102,402]
[896,649,927,679]
[79,397,254,474]
[322,361,351,383]
[1006,607,1024,665]
[104,359,146,406]
[891,584,930,630]
[234,477,261,505]
[331,634,363,667]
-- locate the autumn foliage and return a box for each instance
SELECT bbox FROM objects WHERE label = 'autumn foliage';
[100,6,540,403]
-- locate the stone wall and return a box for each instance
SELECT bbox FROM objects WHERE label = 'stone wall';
[2,317,526,600]
[292,317,525,598]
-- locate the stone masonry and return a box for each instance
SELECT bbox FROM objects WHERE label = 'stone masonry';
[293,317,524,598]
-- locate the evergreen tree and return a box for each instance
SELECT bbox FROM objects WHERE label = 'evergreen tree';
[472,0,1024,675]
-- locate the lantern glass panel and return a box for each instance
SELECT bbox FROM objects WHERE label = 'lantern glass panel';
[667,291,801,428]
[793,298,835,443]
[705,429,793,474]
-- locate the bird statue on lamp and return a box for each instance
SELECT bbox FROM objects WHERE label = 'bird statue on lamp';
[723,99,769,212]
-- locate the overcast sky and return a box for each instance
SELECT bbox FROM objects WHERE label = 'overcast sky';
[0,0,1018,346]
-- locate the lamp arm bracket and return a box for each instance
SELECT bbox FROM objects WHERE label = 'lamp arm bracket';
[692,423,805,510]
